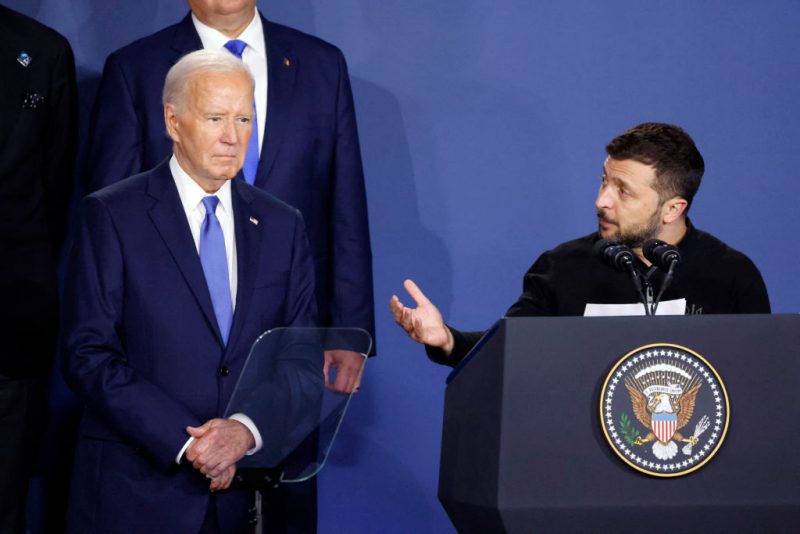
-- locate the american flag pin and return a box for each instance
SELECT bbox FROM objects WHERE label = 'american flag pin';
[249,216,259,225]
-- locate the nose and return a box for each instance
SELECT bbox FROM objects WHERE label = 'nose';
[595,184,613,211]
[219,118,238,145]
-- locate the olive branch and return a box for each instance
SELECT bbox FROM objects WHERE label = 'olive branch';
[619,413,640,445]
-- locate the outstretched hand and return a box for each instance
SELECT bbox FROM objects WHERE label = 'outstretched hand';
[389,279,454,355]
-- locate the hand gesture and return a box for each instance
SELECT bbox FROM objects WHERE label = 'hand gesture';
[389,279,454,354]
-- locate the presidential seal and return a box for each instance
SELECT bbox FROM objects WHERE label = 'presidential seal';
[599,343,729,477]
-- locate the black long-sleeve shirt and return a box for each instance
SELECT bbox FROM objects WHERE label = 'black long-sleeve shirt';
[428,221,770,366]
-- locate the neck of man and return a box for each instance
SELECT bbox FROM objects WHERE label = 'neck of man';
[197,8,255,39]
[634,217,688,264]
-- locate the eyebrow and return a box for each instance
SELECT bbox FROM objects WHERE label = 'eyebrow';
[603,166,635,188]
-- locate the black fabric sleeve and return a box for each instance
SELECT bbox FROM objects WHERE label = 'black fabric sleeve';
[731,256,771,313]
[505,252,557,317]
[424,327,486,368]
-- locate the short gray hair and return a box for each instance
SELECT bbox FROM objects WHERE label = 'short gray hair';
[162,49,254,109]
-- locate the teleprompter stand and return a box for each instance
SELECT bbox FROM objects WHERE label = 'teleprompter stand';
[225,327,372,533]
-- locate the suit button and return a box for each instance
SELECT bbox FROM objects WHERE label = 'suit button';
[218,366,230,377]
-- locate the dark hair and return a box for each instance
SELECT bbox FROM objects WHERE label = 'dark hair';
[606,123,705,212]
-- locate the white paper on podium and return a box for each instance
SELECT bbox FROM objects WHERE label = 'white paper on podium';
[583,298,686,317]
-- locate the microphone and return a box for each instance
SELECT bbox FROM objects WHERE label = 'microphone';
[643,239,681,269]
[594,239,651,315]
[595,239,636,271]
[642,239,681,314]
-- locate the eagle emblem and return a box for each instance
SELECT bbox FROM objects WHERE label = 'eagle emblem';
[600,344,729,477]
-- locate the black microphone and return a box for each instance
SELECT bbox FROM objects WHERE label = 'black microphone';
[642,239,681,314]
[595,239,636,271]
[594,239,650,315]
[643,239,681,269]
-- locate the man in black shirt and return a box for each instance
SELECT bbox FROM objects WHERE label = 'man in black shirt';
[389,123,770,366]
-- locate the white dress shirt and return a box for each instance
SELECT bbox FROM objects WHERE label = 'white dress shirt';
[169,156,262,463]
[192,9,267,156]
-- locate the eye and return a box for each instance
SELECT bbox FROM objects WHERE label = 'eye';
[237,116,251,124]
[207,116,221,123]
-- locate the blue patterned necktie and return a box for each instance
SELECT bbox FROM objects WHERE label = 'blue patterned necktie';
[200,196,232,345]
[224,39,259,185]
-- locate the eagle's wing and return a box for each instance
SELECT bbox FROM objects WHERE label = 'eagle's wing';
[624,381,650,428]
[676,383,702,430]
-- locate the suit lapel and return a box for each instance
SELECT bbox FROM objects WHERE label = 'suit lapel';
[256,17,298,188]
[170,13,204,59]
[226,180,260,353]
[146,161,224,345]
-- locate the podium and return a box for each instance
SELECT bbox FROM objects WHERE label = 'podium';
[439,315,800,533]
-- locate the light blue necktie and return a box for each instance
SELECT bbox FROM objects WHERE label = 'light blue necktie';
[224,39,259,185]
[200,196,232,345]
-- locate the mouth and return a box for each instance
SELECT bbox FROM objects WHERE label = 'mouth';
[598,216,615,229]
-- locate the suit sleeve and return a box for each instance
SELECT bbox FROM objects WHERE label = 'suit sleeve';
[286,209,318,328]
[85,53,144,193]
[327,50,376,348]
[62,196,203,470]
[42,36,78,252]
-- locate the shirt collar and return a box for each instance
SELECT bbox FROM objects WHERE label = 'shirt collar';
[191,9,265,58]
[169,155,233,218]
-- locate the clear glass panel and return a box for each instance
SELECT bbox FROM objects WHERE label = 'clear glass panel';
[224,327,372,483]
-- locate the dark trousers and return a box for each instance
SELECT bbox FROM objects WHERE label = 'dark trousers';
[0,375,45,534]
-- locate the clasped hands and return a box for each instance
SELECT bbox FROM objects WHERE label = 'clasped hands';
[184,418,255,492]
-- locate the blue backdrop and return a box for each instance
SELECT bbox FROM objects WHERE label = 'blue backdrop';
[7,1,799,532]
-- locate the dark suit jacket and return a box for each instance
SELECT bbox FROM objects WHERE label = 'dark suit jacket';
[0,5,77,377]
[86,12,375,346]
[62,161,317,533]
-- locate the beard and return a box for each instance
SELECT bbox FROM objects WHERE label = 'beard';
[597,208,661,249]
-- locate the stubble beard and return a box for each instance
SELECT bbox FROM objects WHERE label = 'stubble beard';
[598,209,661,249]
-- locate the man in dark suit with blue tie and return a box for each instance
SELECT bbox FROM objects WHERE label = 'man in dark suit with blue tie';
[63,49,317,533]
[87,0,374,394]
[87,6,373,528]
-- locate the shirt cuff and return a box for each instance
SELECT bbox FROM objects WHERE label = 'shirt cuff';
[176,436,194,464]
[229,413,262,455]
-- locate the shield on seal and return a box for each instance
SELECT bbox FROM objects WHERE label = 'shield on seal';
[651,412,678,443]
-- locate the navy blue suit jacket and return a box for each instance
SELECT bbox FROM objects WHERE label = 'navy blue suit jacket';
[86,12,374,346]
[62,161,316,532]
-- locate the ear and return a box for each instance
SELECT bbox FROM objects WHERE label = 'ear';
[661,197,688,224]
[164,104,180,143]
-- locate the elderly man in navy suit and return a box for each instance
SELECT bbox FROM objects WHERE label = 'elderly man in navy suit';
[87,5,373,528]
[63,49,316,533]
[87,0,374,390]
